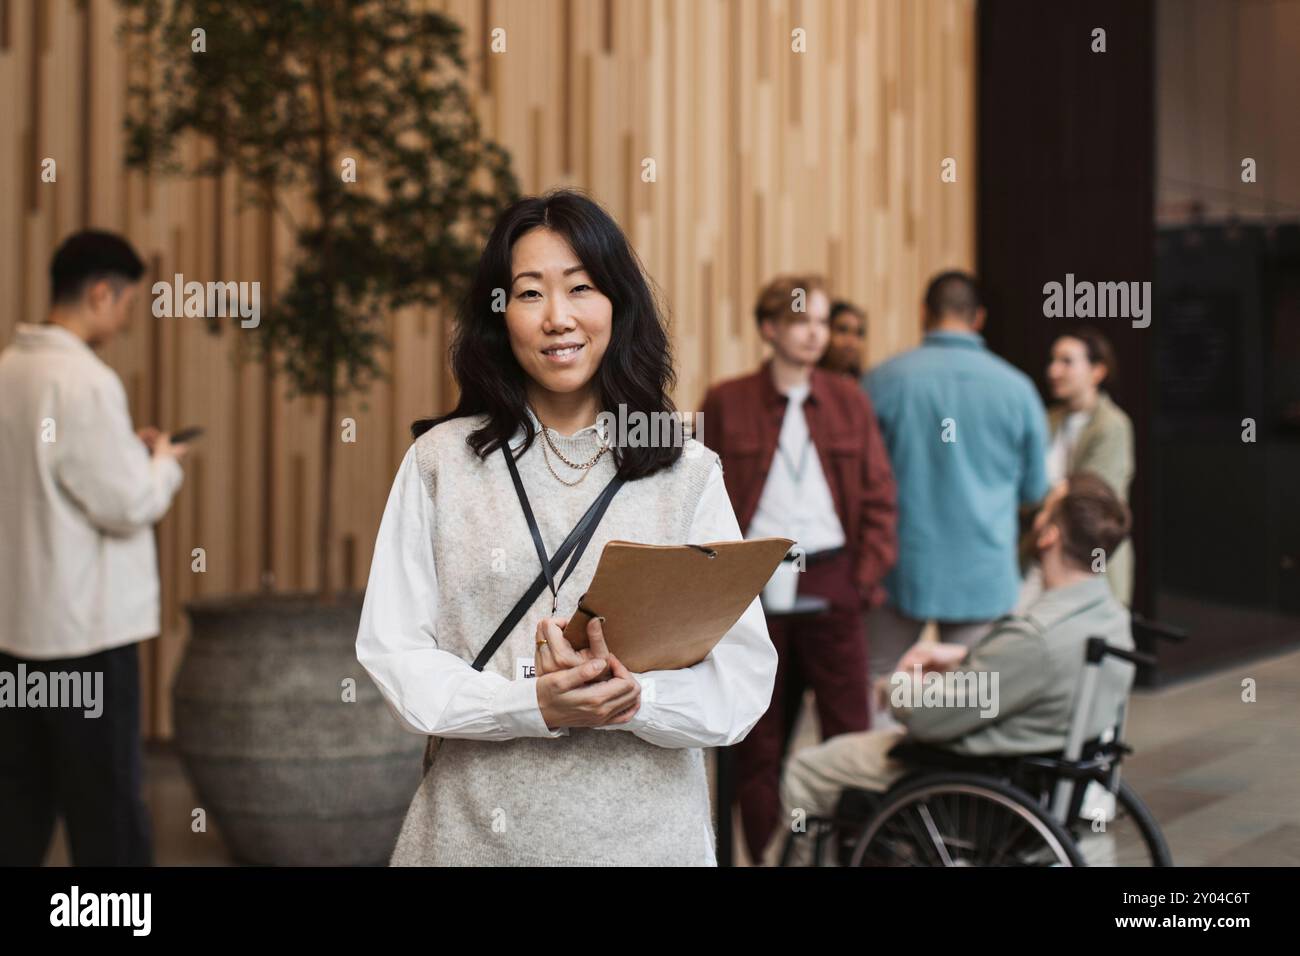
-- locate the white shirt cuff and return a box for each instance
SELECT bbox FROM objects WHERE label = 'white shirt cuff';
[490,676,568,738]
[594,674,656,732]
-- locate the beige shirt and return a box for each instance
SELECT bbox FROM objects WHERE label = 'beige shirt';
[0,323,183,659]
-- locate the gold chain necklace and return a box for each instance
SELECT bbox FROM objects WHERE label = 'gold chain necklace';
[536,427,610,486]
[531,413,611,485]
[540,421,610,468]
[540,438,593,486]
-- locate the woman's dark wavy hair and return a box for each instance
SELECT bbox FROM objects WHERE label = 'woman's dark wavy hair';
[412,188,683,481]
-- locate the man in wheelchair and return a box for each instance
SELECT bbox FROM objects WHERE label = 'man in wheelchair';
[776,472,1135,864]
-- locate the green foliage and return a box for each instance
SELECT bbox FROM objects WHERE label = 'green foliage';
[119,0,520,399]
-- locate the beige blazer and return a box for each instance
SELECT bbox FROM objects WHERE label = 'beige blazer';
[1048,393,1135,605]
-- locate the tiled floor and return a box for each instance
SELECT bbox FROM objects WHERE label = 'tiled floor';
[1117,646,1300,866]
[46,646,1300,867]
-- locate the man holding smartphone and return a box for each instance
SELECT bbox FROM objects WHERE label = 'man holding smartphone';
[0,231,188,865]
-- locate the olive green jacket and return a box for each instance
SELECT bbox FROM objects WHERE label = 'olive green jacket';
[1048,393,1135,605]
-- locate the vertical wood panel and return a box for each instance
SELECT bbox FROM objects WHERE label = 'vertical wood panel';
[2,0,975,737]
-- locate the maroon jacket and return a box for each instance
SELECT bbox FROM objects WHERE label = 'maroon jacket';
[700,361,898,606]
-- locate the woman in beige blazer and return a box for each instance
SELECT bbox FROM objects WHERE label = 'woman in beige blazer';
[1043,327,1135,605]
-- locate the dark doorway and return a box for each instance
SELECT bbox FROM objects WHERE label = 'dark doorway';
[977,0,1300,682]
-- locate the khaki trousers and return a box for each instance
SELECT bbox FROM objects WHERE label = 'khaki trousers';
[775,727,909,864]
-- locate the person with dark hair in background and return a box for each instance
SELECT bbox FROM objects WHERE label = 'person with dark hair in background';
[779,472,1135,864]
[1033,326,1135,606]
[818,299,868,377]
[862,270,1050,720]
[356,189,776,866]
[0,230,188,865]
[701,274,897,865]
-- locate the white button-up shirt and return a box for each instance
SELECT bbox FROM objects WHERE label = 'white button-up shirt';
[356,434,777,748]
[0,323,184,659]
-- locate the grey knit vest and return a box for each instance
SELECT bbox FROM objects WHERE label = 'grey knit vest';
[389,412,721,866]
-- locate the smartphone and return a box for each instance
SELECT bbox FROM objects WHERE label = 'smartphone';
[169,426,205,445]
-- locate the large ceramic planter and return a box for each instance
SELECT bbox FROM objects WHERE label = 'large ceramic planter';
[173,593,424,866]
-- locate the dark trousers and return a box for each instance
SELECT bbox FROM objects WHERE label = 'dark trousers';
[734,552,870,863]
[0,643,153,866]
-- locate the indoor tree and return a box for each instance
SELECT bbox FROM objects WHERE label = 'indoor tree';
[120,0,520,597]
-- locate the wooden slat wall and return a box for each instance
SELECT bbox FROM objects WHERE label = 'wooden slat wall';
[0,0,974,738]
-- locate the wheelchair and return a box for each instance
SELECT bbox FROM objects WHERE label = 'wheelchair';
[780,621,1182,867]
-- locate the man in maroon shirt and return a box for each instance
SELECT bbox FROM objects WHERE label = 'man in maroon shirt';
[701,274,897,864]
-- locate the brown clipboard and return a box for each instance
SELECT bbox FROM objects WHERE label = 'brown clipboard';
[560,536,794,673]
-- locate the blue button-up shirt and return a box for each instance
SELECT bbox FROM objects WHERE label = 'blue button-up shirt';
[863,331,1049,620]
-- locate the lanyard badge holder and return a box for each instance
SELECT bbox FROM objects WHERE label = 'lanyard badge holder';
[423,442,626,775]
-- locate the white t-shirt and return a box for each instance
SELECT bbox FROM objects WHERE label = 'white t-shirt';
[745,383,846,554]
[1046,409,1091,486]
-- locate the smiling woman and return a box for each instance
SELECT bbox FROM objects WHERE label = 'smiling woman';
[355,189,778,866]
[506,229,613,416]
[418,188,687,481]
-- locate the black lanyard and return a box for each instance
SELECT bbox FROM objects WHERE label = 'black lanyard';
[470,444,624,671]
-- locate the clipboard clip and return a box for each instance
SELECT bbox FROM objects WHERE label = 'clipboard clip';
[686,545,718,559]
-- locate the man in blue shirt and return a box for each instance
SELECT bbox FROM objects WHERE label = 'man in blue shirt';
[862,272,1049,698]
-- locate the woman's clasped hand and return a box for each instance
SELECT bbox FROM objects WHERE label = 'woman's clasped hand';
[534,616,642,730]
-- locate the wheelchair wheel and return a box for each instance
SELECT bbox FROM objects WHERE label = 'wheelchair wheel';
[1069,780,1172,866]
[848,773,1086,867]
